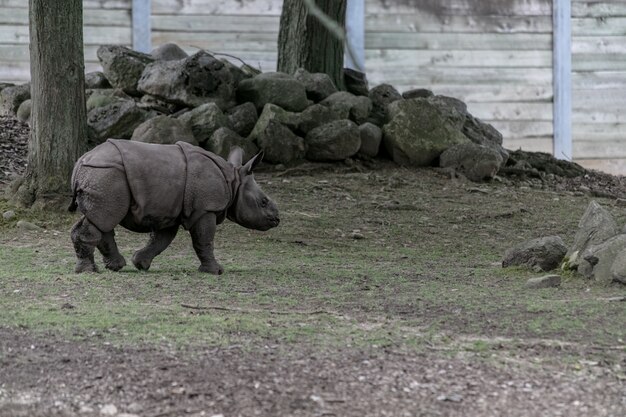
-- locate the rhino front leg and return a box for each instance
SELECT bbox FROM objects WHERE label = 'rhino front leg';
[97,230,126,272]
[189,213,223,275]
[71,216,102,273]
[131,225,179,271]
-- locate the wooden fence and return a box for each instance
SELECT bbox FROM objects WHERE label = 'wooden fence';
[1,0,625,174]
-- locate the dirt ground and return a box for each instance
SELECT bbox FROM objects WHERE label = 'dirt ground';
[1,115,625,416]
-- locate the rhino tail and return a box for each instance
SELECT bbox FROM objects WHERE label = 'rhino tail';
[67,181,79,212]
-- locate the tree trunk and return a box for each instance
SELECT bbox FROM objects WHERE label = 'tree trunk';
[13,0,87,209]
[277,0,347,90]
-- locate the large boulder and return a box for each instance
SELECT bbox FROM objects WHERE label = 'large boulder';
[254,120,305,165]
[320,91,372,125]
[368,83,403,126]
[382,98,470,166]
[84,71,111,89]
[87,99,153,143]
[225,102,258,137]
[566,201,619,269]
[248,104,299,142]
[305,120,361,161]
[97,45,154,95]
[581,235,626,284]
[86,89,131,112]
[502,236,567,272]
[0,84,30,116]
[177,103,232,145]
[236,72,309,112]
[131,115,197,145]
[439,142,504,182]
[343,68,369,96]
[138,51,237,110]
[293,68,338,102]
[150,43,188,61]
[16,99,31,124]
[402,88,434,99]
[357,122,382,158]
[609,248,626,284]
[296,103,340,135]
[205,127,258,162]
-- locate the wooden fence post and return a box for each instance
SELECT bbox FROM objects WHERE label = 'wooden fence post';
[132,0,151,52]
[553,0,572,160]
[344,0,365,71]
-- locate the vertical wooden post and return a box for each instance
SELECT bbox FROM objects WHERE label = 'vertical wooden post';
[553,0,572,160]
[132,0,151,52]
[344,0,365,70]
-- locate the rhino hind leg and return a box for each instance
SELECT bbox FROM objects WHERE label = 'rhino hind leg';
[97,230,126,271]
[71,216,102,273]
[190,213,223,275]
[131,225,179,271]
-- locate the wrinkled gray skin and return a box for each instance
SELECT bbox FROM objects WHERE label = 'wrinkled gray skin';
[69,144,279,274]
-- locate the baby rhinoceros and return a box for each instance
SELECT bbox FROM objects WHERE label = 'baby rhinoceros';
[69,139,279,274]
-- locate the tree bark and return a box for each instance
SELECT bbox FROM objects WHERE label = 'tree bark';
[277,0,347,90]
[13,0,87,209]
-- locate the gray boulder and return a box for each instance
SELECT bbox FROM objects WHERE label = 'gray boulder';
[86,89,131,112]
[357,122,382,158]
[87,99,152,143]
[249,104,299,142]
[131,115,197,145]
[382,98,470,166]
[221,59,251,85]
[343,68,369,96]
[205,127,258,162]
[566,201,619,267]
[236,72,309,112]
[84,71,111,89]
[439,142,504,181]
[368,83,403,126]
[305,120,361,161]
[402,88,434,99]
[138,94,178,114]
[97,45,154,95]
[138,51,237,110]
[0,83,30,116]
[296,103,339,134]
[462,115,509,162]
[293,68,338,102]
[177,102,232,145]
[254,120,305,165]
[320,91,372,125]
[225,102,258,137]
[150,43,188,61]
[610,249,626,284]
[0,82,15,93]
[16,99,31,123]
[502,236,567,272]
[581,235,626,284]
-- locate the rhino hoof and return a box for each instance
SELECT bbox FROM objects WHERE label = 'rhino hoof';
[199,263,223,275]
[131,253,152,271]
[104,256,126,272]
[75,259,98,273]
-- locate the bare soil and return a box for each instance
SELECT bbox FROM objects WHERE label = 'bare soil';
[1,116,625,417]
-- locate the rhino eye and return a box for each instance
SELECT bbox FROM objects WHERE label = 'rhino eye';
[260,197,268,208]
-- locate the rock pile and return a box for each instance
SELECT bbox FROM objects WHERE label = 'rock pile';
[0,43,508,178]
[503,200,626,285]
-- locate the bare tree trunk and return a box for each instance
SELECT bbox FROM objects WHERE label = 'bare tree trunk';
[12,0,87,209]
[277,0,347,90]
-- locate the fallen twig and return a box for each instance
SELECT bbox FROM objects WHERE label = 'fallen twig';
[181,303,337,316]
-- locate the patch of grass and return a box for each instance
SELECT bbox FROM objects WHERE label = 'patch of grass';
[1,168,625,357]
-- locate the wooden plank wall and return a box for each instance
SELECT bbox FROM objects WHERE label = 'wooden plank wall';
[365,0,555,155]
[0,0,131,83]
[571,0,626,174]
[151,0,280,73]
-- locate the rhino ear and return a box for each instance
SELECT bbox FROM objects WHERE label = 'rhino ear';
[241,150,264,176]
[228,146,244,167]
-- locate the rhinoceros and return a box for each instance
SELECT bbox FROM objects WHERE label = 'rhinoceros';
[68,139,279,274]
